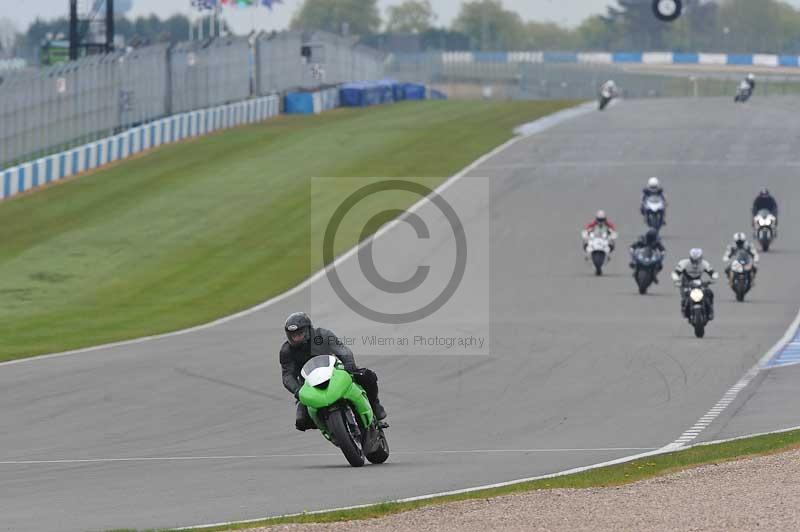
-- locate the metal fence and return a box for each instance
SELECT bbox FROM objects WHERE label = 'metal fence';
[0,31,386,170]
[388,53,800,101]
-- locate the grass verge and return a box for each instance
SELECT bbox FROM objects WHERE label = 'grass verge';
[0,100,577,362]
[162,428,800,532]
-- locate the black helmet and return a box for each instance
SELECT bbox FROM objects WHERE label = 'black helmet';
[645,228,658,244]
[285,312,312,346]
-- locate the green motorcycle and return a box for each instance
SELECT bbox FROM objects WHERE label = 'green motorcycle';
[299,355,390,467]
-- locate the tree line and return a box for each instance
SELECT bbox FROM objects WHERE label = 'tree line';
[12,0,800,60]
[292,0,800,54]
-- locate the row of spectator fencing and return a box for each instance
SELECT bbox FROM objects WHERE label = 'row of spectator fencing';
[0,30,385,170]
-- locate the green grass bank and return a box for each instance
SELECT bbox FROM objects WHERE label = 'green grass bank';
[0,100,577,361]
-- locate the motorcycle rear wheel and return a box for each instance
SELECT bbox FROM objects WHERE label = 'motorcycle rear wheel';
[366,426,390,464]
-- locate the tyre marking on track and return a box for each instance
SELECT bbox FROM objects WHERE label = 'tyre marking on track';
[0,447,658,466]
[0,102,597,369]
[669,308,800,447]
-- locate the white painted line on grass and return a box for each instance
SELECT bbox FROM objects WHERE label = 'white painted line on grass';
[0,101,596,369]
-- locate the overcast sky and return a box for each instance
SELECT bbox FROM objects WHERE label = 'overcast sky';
[8,1,629,34]
[9,0,800,35]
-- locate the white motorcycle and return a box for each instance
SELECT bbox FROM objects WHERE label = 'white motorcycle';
[753,209,777,251]
[642,195,665,230]
[582,228,616,276]
[598,86,616,111]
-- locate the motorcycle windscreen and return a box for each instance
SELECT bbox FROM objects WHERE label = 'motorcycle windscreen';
[301,355,338,387]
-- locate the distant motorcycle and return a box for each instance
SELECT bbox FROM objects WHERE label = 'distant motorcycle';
[598,86,616,110]
[642,195,665,230]
[753,209,777,251]
[735,82,752,103]
[582,229,614,276]
[681,279,712,338]
[631,247,663,294]
[728,249,754,302]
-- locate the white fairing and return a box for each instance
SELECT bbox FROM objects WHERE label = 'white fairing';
[755,213,775,227]
[690,288,705,303]
[731,261,744,273]
[587,235,611,253]
[646,196,664,212]
[301,355,338,387]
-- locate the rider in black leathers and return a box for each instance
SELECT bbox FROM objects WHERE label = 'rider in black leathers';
[752,188,778,235]
[752,188,778,217]
[280,312,387,431]
[629,228,666,282]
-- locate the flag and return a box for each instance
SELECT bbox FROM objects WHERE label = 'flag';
[191,0,217,10]
[218,0,282,8]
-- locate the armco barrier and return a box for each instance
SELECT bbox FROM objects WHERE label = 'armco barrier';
[0,95,280,201]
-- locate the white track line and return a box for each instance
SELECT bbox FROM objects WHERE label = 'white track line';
[0,447,657,466]
[480,161,800,169]
[0,102,596,369]
[667,308,800,449]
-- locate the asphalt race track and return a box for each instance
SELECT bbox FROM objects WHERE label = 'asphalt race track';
[2,97,800,531]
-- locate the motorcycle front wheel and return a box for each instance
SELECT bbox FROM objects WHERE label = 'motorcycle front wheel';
[328,407,365,467]
[592,251,605,276]
[735,281,747,302]
[692,308,706,338]
[636,269,651,294]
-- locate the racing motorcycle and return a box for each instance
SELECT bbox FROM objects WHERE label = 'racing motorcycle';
[630,247,663,295]
[582,228,615,276]
[298,355,389,467]
[598,86,615,111]
[681,279,712,338]
[734,82,753,103]
[642,195,665,230]
[728,249,754,302]
[753,209,777,251]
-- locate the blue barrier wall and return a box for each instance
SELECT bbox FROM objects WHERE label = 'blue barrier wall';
[284,93,314,114]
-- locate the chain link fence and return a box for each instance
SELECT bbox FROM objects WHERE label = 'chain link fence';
[0,31,386,170]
